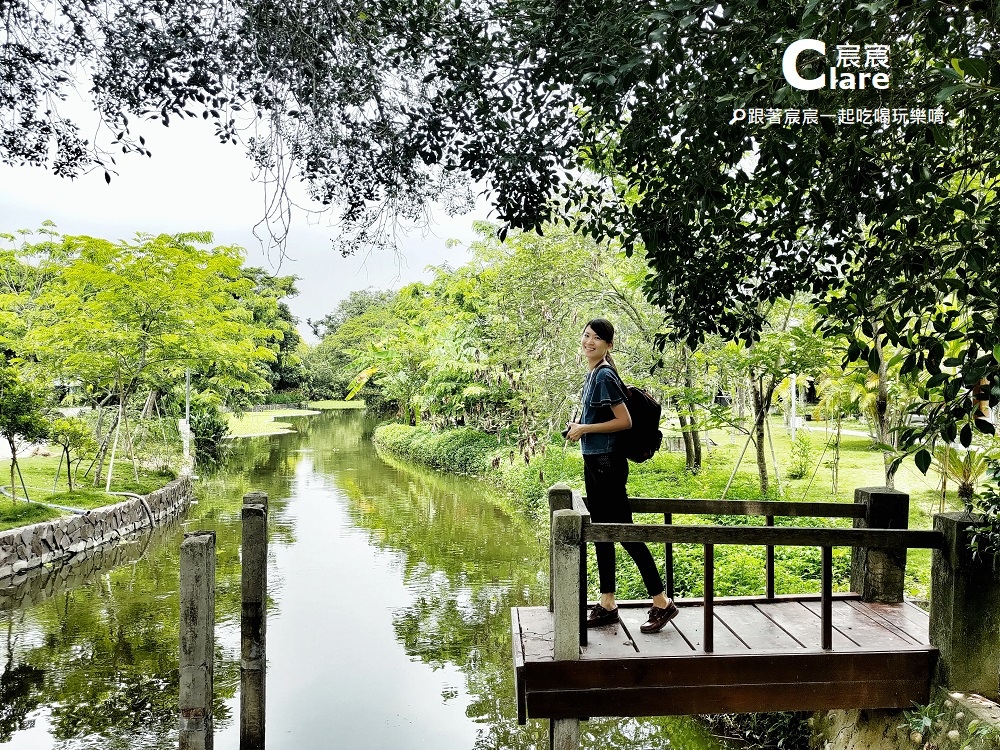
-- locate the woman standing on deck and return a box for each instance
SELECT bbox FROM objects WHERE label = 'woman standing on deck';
[564,318,678,634]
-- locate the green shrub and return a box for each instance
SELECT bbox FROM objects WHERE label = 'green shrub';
[701,711,812,749]
[190,401,230,465]
[373,424,499,476]
[786,431,814,480]
[264,390,307,405]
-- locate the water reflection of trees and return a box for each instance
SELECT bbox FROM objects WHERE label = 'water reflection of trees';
[0,478,252,745]
[314,417,717,750]
[0,409,725,749]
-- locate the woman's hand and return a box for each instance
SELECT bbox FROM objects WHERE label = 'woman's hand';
[565,422,587,441]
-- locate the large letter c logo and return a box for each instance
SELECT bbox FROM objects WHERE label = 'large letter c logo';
[782,39,826,90]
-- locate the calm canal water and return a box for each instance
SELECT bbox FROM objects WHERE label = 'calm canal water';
[0,410,727,750]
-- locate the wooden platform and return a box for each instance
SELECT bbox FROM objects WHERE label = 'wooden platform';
[512,595,936,722]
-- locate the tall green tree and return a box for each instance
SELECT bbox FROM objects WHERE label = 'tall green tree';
[0,365,49,501]
[19,231,279,480]
[240,267,305,393]
[7,0,998,461]
[714,302,832,494]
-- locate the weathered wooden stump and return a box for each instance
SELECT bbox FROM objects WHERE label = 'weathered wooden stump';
[241,491,268,749]
[851,487,909,603]
[551,508,583,750]
[180,531,215,750]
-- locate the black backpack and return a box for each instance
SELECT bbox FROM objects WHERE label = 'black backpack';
[597,364,664,463]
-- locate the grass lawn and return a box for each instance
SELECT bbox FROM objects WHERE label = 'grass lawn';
[0,453,178,532]
[306,399,366,410]
[225,408,320,438]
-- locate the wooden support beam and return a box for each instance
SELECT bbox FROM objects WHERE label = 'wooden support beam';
[180,531,215,750]
[704,544,714,653]
[583,523,942,549]
[240,492,268,750]
[663,512,674,600]
[548,485,574,613]
[765,515,775,599]
[822,546,833,650]
[851,487,910,603]
[629,498,867,518]
[551,509,583,750]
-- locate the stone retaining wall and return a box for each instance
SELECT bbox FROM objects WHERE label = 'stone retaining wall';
[0,475,192,581]
[0,518,182,611]
[812,689,1000,750]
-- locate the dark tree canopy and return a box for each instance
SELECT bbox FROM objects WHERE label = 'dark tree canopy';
[3,0,1000,454]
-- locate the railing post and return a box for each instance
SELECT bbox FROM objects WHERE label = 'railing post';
[664,512,674,600]
[551,509,582,750]
[241,491,268,750]
[703,544,714,653]
[930,512,1000,701]
[765,515,775,599]
[851,487,909,602]
[180,531,215,750]
[548,484,574,613]
[821,545,833,650]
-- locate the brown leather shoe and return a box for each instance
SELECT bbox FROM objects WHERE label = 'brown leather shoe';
[586,603,619,627]
[640,602,678,634]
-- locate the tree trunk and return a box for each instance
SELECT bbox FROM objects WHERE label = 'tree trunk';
[141,389,159,419]
[750,379,769,495]
[684,353,702,473]
[93,410,119,486]
[873,337,894,488]
[64,447,74,491]
[678,411,696,470]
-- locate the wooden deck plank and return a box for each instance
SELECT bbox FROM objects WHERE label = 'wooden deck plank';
[848,601,927,645]
[513,601,937,720]
[620,604,748,654]
[582,619,638,658]
[892,599,931,632]
[754,600,858,650]
[511,607,527,724]
[904,599,931,620]
[518,606,555,662]
[615,608,696,655]
[715,604,804,651]
[801,600,917,649]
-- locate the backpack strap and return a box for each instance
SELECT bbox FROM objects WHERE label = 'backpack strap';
[595,362,628,394]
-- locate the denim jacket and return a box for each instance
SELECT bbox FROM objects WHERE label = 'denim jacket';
[580,365,627,455]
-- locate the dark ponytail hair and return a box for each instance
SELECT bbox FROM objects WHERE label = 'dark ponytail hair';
[584,318,619,373]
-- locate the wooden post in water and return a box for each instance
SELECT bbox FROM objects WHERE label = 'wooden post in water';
[930,512,1000,700]
[851,487,909,602]
[551,508,582,750]
[241,491,268,749]
[548,484,574,613]
[180,531,216,750]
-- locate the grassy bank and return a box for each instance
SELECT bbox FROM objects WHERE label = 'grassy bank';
[373,419,964,602]
[0,454,177,531]
[225,408,319,438]
[224,401,362,439]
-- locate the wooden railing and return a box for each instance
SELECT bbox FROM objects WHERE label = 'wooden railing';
[630,497,868,600]
[547,486,944,652]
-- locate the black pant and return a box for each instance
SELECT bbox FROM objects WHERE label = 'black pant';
[583,452,664,597]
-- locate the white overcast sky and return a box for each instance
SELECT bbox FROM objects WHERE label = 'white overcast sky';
[0,115,489,342]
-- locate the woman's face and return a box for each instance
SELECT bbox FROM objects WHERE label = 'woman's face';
[581,326,611,362]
